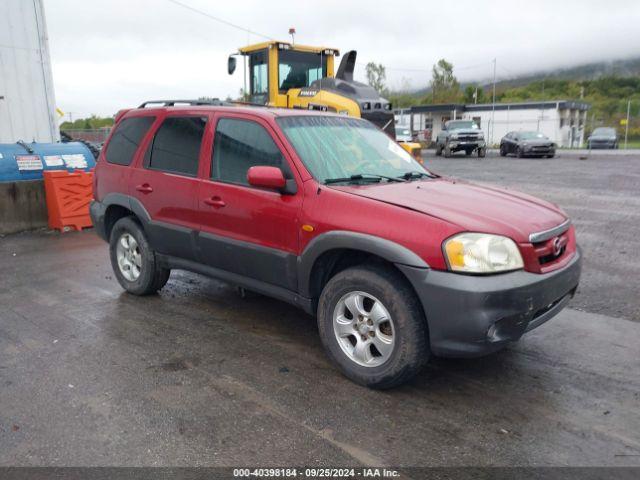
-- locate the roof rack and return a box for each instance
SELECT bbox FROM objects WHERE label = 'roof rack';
[138,99,227,108]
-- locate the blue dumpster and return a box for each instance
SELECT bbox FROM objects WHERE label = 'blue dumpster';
[0,141,98,234]
[0,141,96,183]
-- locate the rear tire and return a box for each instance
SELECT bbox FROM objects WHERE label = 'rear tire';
[109,217,170,296]
[317,265,429,389]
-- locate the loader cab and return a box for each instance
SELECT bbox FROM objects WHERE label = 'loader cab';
[229,41,338,107]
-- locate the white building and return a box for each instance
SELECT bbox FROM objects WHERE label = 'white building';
[0,0,59,143]
[395,100,590,148]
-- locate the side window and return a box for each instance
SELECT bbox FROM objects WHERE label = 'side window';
[105,116,155,166]
[148,116,206,176]
[212,118,287,186]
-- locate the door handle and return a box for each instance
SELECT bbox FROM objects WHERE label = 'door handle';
[204,196,226,208]
[135,183,153,194]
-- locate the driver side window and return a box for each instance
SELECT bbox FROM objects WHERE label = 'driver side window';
[211,118,289,186]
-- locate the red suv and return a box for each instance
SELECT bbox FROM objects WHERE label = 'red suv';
[90,100,581,388]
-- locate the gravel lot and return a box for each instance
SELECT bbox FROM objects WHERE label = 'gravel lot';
[426,150,640,322]
[0,151,639,469]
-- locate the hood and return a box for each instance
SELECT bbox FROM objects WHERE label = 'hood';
[450,128,481,135]
[589,135,616,140]
[332,178,567,243]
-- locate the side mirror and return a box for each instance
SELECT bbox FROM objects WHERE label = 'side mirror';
[247,166,286,191]
[441,124,447,131]
[228,56,237,75]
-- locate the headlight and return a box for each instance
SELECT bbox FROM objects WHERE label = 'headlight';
[443,233,524,274]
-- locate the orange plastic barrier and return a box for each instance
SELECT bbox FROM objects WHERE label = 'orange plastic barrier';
[43,170,94,232]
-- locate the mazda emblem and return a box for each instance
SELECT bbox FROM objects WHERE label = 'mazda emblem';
[553,237,563,256]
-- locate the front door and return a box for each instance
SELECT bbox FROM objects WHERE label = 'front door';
[197,114,302,291]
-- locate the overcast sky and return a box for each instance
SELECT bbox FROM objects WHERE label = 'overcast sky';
[45,0,640,118]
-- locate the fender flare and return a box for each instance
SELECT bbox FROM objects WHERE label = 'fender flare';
[297,230,429,298]
[102,193,152,224]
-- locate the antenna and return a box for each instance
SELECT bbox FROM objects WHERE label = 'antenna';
[288,27,296,45]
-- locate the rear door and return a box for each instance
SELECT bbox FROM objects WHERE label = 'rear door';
[97,115,155,201]
[129,113,210,260]
[196,114,303,291]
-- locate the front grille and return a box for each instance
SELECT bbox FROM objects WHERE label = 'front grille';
[531,145,552,152]
[457,135,479,142]
[533,232,569,265]
[539,245,566,264]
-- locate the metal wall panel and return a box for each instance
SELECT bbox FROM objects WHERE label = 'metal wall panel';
[0,0,59,143]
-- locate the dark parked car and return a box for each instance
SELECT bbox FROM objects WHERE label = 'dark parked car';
[587,127,618,149]
[500,131,556,158]
[435,120,486,158]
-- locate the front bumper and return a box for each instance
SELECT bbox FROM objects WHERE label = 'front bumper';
[398,248,582,357]
[449,140,485,151]
[589,141,616,149]
[524,146,555,156]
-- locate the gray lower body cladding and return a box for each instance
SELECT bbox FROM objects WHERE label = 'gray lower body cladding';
[397,249,582,357]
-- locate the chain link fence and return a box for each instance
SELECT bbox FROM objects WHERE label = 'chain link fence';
[61,129,111,144]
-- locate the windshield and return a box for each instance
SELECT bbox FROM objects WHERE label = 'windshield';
[278,50,327,92]
[395,127,411,136]
[519,131,548,140]
[592,127,616,136]
[447,121,478,131]
[277,116,426,183]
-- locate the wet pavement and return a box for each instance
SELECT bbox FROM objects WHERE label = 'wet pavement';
[1,152,639,467]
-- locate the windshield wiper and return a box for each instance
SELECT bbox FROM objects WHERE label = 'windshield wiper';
[399,170,439,180]
[324,173,406,185]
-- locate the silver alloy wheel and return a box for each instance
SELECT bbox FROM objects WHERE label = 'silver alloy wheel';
[116,233,142,282]
[333,291,395,367]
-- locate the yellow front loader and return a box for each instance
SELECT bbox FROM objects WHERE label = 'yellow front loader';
[227,41,423,162]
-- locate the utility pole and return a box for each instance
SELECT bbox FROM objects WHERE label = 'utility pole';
[491,58,496,145]
[624,99,631,149]
[66,112,75,125]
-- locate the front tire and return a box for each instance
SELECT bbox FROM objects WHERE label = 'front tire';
[477,147,486,158]
[109,216,170,295]
[517,146,525,158]
[444,145,452,158]
[499,144,507,157]
[317,265,429,389]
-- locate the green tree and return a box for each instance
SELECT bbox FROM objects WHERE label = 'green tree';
[60,115,114,130]
[463,85,486,104]
[365,62,387,95]
[430,59,461,103]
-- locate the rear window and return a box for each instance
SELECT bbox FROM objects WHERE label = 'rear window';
[105,116,155,166]
[147,116,207,176]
